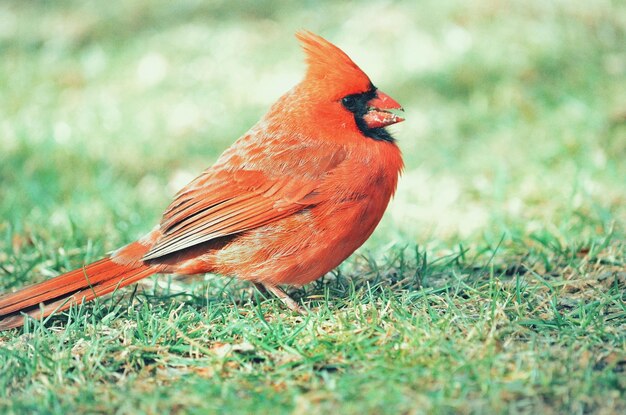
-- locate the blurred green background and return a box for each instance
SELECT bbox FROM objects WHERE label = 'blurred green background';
[1,0,624,254]
[0,1,625,413]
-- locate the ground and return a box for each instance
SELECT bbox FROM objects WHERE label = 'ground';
[0,0,624,413]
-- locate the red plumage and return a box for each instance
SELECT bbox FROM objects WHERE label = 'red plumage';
[0,31,404,330]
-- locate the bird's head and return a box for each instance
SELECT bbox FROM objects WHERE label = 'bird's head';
[294,31,404,143]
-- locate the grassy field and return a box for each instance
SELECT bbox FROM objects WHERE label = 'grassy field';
[1,0,625,413]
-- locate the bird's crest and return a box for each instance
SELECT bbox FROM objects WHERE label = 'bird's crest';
[296,31,372,96]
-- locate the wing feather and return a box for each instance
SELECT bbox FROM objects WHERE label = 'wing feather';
[143,179,318,260]
[142,141,347,261]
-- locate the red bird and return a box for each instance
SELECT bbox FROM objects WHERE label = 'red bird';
[0,31,404,330]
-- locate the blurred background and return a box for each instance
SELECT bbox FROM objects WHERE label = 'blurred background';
[0,0,624,264]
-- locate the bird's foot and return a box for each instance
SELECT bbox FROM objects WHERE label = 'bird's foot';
[253,282,307,315]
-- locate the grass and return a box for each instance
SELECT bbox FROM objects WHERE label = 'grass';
[0,0,625,413]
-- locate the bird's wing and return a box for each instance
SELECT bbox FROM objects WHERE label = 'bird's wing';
[142,141,347,260]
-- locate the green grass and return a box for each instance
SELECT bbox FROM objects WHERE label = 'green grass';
[1,0,625,413]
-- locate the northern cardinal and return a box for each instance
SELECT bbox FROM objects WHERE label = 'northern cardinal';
[0,31,404,330]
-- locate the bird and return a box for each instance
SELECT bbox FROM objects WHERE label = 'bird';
[0,31,404,330]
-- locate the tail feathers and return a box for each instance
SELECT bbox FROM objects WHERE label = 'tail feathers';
[0,258,156,330]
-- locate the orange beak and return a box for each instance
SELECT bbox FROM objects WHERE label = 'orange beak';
[362,90,405,129]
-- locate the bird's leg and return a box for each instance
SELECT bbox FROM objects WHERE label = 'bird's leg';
[253,282,307,315]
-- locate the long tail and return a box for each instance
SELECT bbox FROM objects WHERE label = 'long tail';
[0,257,157,331]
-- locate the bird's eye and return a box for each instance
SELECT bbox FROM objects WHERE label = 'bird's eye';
[341,95,358,110]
